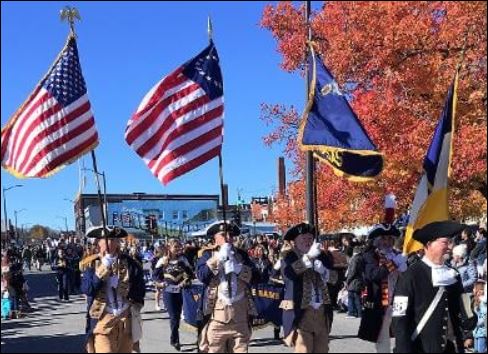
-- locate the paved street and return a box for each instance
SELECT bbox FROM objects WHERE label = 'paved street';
[1,270,375,353]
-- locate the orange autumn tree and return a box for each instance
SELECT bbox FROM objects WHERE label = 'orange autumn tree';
[261,1,487,232]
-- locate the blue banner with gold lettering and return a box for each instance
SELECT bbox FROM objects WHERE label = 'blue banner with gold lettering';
[299,45,383,181]
[182,285,204,327]
[181,284,283,328]
[252,284,283,327]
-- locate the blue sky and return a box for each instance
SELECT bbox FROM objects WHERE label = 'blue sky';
[1,1,318,231]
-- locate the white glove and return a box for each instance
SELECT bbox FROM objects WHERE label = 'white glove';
[392,254,407,272]
[218,243,233,263]
[302,255,313,269]
[102,254,117,268]
[108,275,118,289]
[224,260,242,275]
[313,259,327,275]
[307,242,322,260]
[273,259,282,271]
[112,308,123,317]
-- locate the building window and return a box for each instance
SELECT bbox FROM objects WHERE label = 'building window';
[182,210,188,220]
[173,210,179,220]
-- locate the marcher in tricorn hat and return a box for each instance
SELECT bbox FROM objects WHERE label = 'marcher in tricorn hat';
[393,221,478,353]
[196,222,259,353]
[358,223,407,353]
[81,227,145,353]
[281,223,333,353]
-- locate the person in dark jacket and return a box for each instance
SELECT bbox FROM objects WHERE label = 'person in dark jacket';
[281,223,333,353]
[252,244,273,285]
[81,227,145,353]
[393,221,478,353]
[471,228,486,271]
[346,246,364,318]
[52,248,70,301]
[358,224,407,353]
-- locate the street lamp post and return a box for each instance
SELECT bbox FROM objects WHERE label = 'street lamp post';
[14,208,27,241]
[21,223,33,243]
[2,184,23,243]
[57,216,69,233]
[82,168,108,223]
[63,198,77,234]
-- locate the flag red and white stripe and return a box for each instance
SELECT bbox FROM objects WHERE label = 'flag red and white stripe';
[1,36,98,178]
[125,42,224,185]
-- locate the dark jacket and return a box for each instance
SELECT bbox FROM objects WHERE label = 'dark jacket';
[51,255,69,273]
[392,261,468,353]
[252,257,273,285]
[346,253,365,293]
[196,246,260,326]
[153,256,194,288]
[81,254,145,339]
[358,248,397,342]
[281,250,333,339]
[470,239,486,265]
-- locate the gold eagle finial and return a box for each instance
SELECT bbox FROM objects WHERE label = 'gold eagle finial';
[60,6,81,36]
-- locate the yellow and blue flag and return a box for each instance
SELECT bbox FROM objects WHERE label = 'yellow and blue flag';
[299,47,383,181]
[403,72,459,255]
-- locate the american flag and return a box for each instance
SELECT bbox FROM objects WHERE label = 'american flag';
[1,35,98,178]
[125,41,224,185]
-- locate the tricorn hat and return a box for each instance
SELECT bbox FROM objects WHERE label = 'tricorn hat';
[368,223,401,240]
[413,221,466,245]
[86,226,128,239]
[284,223,316,241]
[207,222,240,238]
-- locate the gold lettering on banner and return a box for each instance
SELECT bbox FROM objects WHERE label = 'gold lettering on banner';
[322,150,343,167]
[256,289,281,300]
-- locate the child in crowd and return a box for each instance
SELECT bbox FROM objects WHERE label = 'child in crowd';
[473,280,487,353]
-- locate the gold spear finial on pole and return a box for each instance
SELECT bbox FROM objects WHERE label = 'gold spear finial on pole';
[207,15,213,43]
[60,6,81,37]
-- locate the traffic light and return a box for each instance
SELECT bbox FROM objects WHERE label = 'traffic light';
[233,210,242,227]
[144,215,151,230]
[150,215,158,231]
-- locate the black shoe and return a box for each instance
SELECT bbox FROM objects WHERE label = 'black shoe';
[171,342,181,352]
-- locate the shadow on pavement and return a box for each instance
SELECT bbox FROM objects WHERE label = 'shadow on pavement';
[249,338,284,347]
[1,333,85,353]
[330,334,359,341]
[24,272,58,299]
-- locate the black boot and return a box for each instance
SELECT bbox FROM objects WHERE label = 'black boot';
[274,327,281,340]
[171,342,181,352]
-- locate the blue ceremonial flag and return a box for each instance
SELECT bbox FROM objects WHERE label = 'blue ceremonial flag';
[299,48,383,181]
